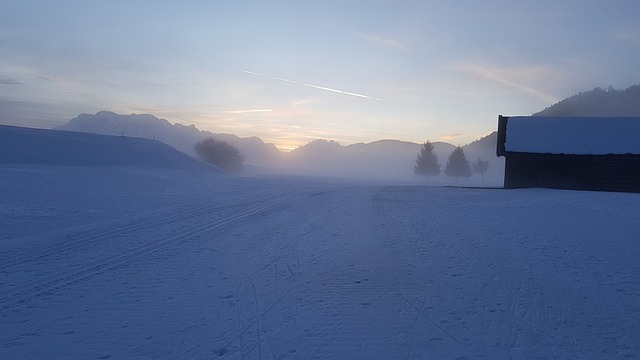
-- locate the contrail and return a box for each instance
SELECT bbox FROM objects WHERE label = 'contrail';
[454,63,558,104]
[242,70,381,101]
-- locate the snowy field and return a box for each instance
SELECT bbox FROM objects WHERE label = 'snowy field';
[2,128,640,359]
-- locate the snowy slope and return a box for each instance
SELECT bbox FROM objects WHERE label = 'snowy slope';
[1,127,639,359]
[55,111,284,167]
[0,125,218,171]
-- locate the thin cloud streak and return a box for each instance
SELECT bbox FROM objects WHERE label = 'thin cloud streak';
[454,63,558,104]
[242,70,382,101]
[439,133,461,142]
[0,75,22,85]
[220,109,272,114]
[613,27,640,46]
[362,34,411,52]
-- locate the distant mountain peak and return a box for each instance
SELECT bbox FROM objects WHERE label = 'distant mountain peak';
[56,111,283,167]
[292,139,342,152]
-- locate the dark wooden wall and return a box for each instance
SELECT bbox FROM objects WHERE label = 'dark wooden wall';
[496,115,508,157]
[504,153,640,192]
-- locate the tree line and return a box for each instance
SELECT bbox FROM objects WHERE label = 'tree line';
[414,141,489,182]
[193,135,490,182]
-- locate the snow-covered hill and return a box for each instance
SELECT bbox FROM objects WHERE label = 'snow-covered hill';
[55,111,283,168]
[0,125,218,171]
[1,127,639,359]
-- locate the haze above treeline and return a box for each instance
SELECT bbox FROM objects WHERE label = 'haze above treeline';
[51,84,640,183]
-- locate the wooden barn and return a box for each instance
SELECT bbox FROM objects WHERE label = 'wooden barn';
[496,115,640,192]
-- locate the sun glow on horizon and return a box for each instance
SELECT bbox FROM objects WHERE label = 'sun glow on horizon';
[1,2,636,152]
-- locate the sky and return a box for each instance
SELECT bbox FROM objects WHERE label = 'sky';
[1,1,639,151]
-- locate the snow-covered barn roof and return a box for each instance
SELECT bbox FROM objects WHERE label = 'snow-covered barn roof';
[500,116,640,155]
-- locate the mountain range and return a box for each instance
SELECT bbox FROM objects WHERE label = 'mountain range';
[56,112,283,168]
[53,84,640,183]
[56,111,501,183]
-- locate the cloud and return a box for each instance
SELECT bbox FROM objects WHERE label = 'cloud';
[241,70,382,101]
[453,63,559,104]
[0,99,75,128]
[290,98,317,107]
[612,22,640,46]
[362,34,411,52]
[439,133,461,142]
[0,75,22,85]
[219,109,272,114]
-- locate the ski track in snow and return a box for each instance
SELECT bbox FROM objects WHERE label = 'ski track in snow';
[1,169,640,359]
[0,191,293,309]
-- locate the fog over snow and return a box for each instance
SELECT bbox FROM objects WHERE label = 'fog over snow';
[1,125,639,359]
[54,111,505,185]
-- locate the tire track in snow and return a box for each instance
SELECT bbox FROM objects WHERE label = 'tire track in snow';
[0,193,293,310]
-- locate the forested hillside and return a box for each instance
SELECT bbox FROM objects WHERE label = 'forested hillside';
[535,85,640,117]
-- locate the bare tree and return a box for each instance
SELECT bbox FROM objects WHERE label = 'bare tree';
[195,137,244,173]
[473,158,490,183]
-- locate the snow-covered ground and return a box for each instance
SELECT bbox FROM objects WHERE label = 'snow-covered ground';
[2,127,640,359]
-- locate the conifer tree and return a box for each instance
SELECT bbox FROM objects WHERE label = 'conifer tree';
[414,141,440,181]
[444,146,471,180]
